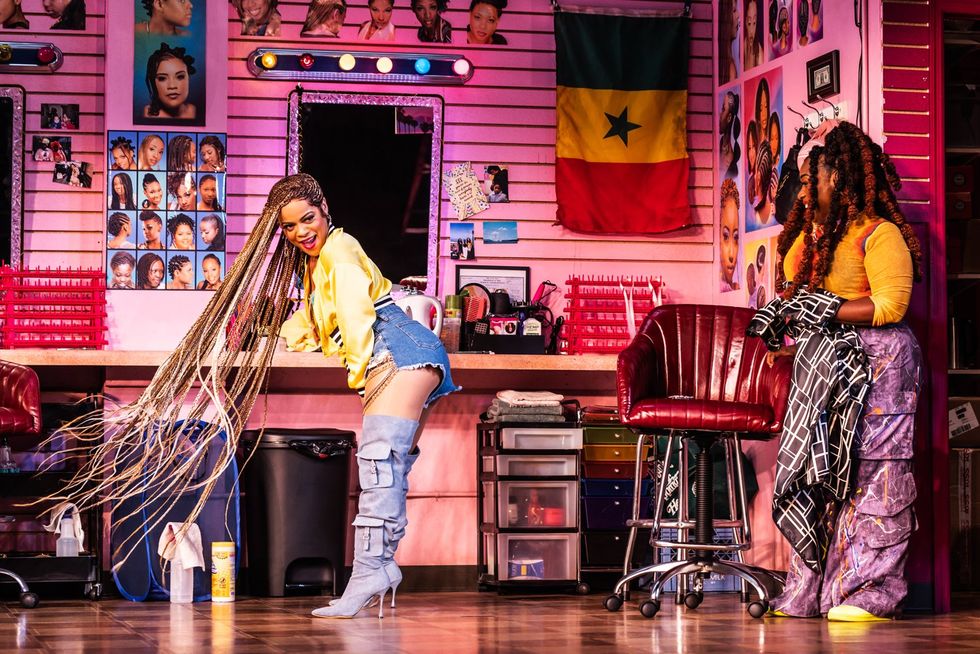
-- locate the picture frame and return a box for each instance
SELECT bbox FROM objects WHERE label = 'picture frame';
[455,265,530,304]
[806,50,840,102]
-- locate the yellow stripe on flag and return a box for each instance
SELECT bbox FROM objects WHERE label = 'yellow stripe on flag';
[556,86,688,164]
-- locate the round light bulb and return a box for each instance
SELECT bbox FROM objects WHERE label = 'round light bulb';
[452,58,471,77]
[260,52,278,69]
[376,57,393,74]
[338,53,356,71]
[37,47,57,65]
[414,58,431,75]
[298,53,315,70]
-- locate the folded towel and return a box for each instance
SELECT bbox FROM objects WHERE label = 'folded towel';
[489,399,563,416]
[496,389,565,407]
[485,413,567,423]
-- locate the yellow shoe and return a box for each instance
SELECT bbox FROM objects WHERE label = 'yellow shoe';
[767,609,791,617]
[826,605,890,622]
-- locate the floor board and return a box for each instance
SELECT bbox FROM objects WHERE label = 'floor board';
[5,592,980,653]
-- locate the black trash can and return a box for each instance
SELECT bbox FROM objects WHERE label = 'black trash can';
[241,428,354,597]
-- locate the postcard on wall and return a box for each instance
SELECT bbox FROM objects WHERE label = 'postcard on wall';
[449,222,476,260]
[52,161,92,188]
[40,103,79,130]
[133,0,207,126]
[32,136,72,163]
[444,162,489,219]
[483,221,518,245]
[483,164,510,203]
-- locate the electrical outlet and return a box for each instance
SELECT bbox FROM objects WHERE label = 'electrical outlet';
[804,101,848,129]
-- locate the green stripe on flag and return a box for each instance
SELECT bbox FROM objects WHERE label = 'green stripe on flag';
[555,11,689,91]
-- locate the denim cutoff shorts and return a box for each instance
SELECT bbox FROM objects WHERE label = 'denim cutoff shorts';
[367,303,460,408]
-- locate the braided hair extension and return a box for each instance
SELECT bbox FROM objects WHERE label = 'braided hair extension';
[167,135,195,172]
[30,174,323,567]
[775,121,923,298]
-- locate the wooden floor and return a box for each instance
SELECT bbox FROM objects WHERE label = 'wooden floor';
[4,592,980,653]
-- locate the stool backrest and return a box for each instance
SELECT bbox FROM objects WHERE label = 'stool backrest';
[633,304,775,405]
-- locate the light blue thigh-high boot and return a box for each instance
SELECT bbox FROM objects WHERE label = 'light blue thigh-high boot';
[313,415,418,618]
[330,444,420,609]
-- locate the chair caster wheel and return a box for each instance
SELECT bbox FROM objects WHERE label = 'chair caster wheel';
[748,600,769,619]
[85,583,103,601]
[639,600,660,618]
[683,592,703,609]
[576,582,591,595]
[20,592,39,609]
[603,595,623,612]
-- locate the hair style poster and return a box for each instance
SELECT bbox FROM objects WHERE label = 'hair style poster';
[768,0,793,60]
[744,235,775,309]
[718,87,742,293]
[797,0,823,48]
[106,130,227,290]
[743,0,764,72]
[132,0,206,126]
[718,0,740,86]
[743,68,783,234]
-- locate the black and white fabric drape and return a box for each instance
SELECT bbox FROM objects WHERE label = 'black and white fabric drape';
[747,289,871,572]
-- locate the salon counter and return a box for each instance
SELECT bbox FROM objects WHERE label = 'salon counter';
[0,349,618,394]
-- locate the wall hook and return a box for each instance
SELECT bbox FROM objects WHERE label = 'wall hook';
[816,95,840,118]
[801,100,824,122]
[786,105,812,130]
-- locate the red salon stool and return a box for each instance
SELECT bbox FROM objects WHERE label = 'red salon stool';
[0,359,43,608]
[603,305,790,619]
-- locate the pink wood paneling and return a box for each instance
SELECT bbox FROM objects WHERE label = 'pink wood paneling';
[224,0,718,305]
[881,0,966,613]
[12,1,106,268]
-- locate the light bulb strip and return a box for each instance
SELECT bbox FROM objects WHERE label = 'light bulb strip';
[246,48,473,85]
[0,42,64,72]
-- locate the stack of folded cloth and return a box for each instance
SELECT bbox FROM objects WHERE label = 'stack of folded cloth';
[485,390,566,423]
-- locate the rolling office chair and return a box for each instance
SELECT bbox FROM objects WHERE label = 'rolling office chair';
[604,305,791,619]
[0,359,43,608]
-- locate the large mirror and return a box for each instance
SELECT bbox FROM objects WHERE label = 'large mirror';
[0,86,25,266]
[287,90,443,295]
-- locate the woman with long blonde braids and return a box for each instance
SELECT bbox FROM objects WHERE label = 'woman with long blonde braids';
[37,174,458,619]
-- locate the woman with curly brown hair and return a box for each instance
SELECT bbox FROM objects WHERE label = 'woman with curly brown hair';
[766,120,924,622]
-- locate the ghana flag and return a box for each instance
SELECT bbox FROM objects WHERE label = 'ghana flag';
[555,9,691,234]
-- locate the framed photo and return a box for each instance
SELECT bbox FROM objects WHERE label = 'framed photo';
[455,265,530,304]
[806,50,839,103]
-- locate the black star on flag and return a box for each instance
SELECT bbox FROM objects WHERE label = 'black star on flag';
[603,106,641,146]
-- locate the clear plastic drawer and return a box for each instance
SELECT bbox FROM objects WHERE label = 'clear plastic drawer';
[498,480,577,528]
[496,454,577,477]
[497,533,578,581]
[500,426,583,450]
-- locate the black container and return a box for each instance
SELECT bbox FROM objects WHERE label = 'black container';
[241,428,354,597]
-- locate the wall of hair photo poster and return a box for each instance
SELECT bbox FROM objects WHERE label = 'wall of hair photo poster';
[106,131,227,291]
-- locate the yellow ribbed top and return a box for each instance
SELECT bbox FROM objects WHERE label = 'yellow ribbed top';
[784,216,913,326]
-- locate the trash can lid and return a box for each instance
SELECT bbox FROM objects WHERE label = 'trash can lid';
[241,428,356,445]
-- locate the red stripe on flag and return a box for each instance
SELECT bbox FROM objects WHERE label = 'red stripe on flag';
[555,157,691,235]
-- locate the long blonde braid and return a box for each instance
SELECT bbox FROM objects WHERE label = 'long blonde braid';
[30,174,325,567]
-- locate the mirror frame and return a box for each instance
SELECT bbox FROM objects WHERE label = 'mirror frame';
[286,90,444,296]
[0,86,25,267]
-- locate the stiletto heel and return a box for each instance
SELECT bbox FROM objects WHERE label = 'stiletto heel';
[390,581,399,608]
